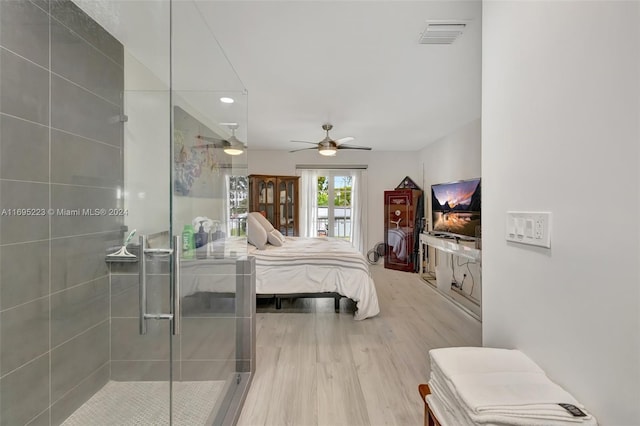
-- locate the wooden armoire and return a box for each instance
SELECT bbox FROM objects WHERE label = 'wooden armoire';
[248,175,300,236]
[384,189,422,271]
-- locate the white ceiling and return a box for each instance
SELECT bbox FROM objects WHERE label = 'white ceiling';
[79,0,482,152]
[195,1,482,152]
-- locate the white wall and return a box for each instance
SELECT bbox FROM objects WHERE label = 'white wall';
[482,2,640,425]
[123,51,171,236]
[418,118,481,195]
[248,149,419,252]
[418,118,482,302]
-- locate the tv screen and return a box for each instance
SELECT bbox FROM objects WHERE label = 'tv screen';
[431,178,481,239]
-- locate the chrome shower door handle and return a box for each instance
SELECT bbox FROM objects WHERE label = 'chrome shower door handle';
[139,235,148,335]
[172,235,181,336]
[138,235,177,335]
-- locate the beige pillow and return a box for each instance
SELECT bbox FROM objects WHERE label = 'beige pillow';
[268,229,286,247]
[247,214,268,249]
[248,211,275,233]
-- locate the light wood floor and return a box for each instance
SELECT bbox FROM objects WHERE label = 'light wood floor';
[237,265,482,426]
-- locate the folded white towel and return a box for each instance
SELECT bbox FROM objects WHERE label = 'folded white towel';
[430,347,544,378]
[426,391,478,426]
[467,411,598,426]
[452,371,581,412]
[428,348,598,425]
[428,374,476,426]
[430,374,598,425]
[476,405,592,421]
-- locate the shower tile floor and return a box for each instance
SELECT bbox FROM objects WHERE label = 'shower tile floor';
[61,380,225,425]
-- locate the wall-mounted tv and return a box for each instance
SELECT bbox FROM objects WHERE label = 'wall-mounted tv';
[431,178,481,240]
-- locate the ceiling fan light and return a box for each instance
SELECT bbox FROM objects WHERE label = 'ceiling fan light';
[223,135,245,156]
[318,145,337,156]
[224,147,244,156]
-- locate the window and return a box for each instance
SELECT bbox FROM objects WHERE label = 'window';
[228,175,248,236]
[317,175,352,240]
[299,167,367,254]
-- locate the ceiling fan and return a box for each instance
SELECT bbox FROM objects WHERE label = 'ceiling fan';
[290,123,372,156]
[196,123,245,155]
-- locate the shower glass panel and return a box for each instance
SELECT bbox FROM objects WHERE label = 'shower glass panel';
[58,0,175,424]
[0,0,252,425]
[171,0,249,422]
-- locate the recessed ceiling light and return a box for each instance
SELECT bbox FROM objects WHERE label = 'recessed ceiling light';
[220,97,234,104]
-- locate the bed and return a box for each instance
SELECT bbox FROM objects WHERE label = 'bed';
[250,236,379,320]
[180,236,380,320]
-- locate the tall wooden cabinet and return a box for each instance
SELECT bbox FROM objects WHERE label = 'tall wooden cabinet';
[384,189,422,272]
[248,175,300,236]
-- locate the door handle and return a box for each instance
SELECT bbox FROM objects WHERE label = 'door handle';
[139,235,148,335]
[172,235,181,336]
[138,235,178,335]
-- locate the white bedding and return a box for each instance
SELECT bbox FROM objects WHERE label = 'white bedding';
[387,228,408,261]
[180,237,249,295]
[180,237,380,320]
[249,237,380,320]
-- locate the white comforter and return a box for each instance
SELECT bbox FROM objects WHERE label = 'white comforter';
[250,237,380,320]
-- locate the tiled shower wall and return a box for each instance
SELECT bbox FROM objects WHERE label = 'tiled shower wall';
[0,1,124,424]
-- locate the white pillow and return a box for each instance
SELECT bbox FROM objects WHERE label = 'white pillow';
[247,214,268,250]
[248,211,274,233]
[267,229,286,247]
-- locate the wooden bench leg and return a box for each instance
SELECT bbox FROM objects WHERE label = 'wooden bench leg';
[418,384,430,426]
[334,296,340,312]
[418,384,440,426]
[275,297,282,309]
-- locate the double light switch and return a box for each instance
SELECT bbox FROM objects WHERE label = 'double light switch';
[506,211,551,248]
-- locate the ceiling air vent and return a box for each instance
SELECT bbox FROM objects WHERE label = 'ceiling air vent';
[419,21,467,45]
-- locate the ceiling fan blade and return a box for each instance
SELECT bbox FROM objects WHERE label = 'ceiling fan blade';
[337,144,372,151]
[196,135,223,143]
[193,143,225,149]
[335,137,354,144]
[289,147,318,153]
[290,140,318,145]
[195,135,227,148]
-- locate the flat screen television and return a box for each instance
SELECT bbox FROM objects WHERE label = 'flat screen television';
[431,178,481,240]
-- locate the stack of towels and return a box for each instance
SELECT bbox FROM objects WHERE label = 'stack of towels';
[427,347,597,426]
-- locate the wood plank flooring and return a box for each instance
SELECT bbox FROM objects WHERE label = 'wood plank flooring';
[238,264,482,426]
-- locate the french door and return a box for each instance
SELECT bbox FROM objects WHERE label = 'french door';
[317,174,353,240]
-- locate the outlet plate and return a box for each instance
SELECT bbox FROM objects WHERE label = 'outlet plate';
[506,211,551,248]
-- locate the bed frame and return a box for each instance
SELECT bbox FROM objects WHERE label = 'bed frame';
[188,292,348,313]
[258,292,345,311]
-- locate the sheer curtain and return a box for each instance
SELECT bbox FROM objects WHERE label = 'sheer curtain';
[298,169,318,237]
[350,169,367,254]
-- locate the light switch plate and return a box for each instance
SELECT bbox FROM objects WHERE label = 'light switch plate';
[506,211,551,248]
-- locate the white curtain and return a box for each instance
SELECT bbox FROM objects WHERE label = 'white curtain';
[299,169,318,237]
[350,169,367,255]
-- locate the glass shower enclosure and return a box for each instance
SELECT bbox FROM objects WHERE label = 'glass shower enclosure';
[0,0,253,425]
